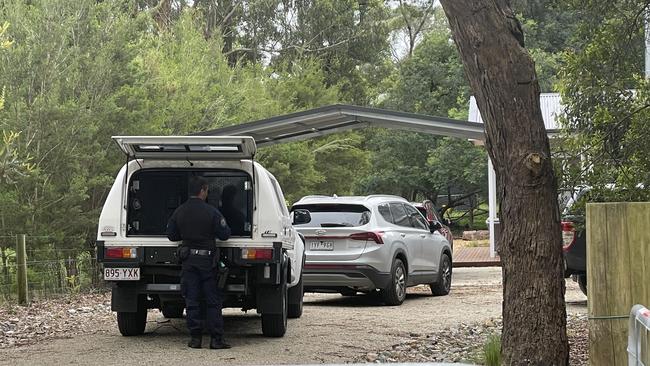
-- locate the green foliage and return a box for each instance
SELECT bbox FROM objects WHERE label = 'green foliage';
[512,0,582,92]
[357,129,437,200]
[312,132,371,197]
[269,58,340,112]
[0,21,11,111]
[257,142,324,204]
[0,0,557,298]
[557,0,650,202]
[427,138,487,197]
[0,130,34,185]
[482,334,502,366]
[361,17,485,205]
[383,12,468,116]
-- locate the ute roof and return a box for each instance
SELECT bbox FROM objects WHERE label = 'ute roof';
[112,136,257,160]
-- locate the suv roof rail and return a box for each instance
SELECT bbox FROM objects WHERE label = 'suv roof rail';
[364,194,407,201]
[295,195,332,201]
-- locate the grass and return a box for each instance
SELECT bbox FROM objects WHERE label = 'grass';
[482,334,502,366]
[455,239,490,248]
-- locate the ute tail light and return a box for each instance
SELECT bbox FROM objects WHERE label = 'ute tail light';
[561,221,576,251]
[349,231,384,244]
[105,247,138,259]
[241,248,274,260]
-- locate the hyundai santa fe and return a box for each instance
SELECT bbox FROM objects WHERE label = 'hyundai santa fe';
[290,195,453,305]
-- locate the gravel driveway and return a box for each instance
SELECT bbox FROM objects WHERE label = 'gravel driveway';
[0,267,587,365]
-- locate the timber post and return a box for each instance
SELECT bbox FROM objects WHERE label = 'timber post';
[16,234,28,305]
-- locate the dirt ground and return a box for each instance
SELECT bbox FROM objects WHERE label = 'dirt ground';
[0,267,587,365]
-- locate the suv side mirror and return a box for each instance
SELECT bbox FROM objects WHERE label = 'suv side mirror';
[292,209,311,225]
[428,219,442,233]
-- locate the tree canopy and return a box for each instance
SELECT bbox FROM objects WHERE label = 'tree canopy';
[3,0,620,296]
[556,0,650,202]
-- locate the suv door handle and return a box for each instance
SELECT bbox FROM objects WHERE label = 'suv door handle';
[420,234,426,238]
[400,233,406,238]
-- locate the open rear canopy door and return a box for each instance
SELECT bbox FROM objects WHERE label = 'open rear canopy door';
[112,136,257,160]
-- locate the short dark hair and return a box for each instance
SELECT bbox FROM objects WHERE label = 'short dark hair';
[222,184,238,204]
[189,176,208,196]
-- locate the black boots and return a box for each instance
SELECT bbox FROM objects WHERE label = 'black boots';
[188,335,231,349]
[209,337,232,349]
[187,335,202,349]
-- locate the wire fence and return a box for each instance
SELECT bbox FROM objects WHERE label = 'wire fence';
[0,235,107,303]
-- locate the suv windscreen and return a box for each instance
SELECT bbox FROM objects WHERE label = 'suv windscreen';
[291,204,371,227]
[127,169,253,237]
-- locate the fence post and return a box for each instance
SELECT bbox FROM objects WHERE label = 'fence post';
[16,234,28,305]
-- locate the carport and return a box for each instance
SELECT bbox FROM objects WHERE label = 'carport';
[198,100,562,258]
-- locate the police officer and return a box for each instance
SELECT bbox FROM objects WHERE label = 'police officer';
[166,176,232,349]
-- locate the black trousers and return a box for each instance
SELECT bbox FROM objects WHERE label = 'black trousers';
[181,255,224,339]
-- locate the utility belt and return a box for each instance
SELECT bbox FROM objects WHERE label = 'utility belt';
[188,248,214,256]
[177,245,229,288]
[177,243,217,262]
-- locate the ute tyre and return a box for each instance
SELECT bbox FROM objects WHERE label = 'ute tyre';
[117,306,147,336]
[161,304,184,319]
[577,274,587,296]
[288,273,304,319]
[430,253,452,296]
[262,268,288,337]
[381,258,407,306]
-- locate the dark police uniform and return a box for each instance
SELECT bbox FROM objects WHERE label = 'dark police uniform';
[166,197,231,343]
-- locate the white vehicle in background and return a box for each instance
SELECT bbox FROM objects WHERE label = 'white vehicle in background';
[96,136,304,338]
[291,195,452,305]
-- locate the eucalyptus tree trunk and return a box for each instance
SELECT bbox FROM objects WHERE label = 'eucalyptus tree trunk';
[439,1,569,364]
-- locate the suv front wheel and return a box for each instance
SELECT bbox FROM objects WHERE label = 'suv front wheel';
[381,258,407,306]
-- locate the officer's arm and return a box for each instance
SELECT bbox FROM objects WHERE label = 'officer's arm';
[213,209,231,241]
[166,211,182,242]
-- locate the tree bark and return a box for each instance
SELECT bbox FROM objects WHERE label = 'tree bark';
[439,1,568,365]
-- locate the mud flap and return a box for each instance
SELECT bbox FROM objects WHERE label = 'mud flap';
[111,284,139,312]
[256,257,288,314]
[288,254,305,307]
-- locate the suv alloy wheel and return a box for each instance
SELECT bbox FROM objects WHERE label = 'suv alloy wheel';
[382,258,407,305]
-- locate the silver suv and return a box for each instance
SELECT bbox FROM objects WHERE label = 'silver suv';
[291,195,452,305]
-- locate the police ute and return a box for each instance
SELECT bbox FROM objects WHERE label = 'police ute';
[96,136,306,337]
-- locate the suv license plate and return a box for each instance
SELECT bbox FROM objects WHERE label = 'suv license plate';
[310,241,334,251]
[104,267,140,281]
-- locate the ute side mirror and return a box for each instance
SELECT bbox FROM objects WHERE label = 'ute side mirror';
[292,209,312,225]
[428,219,442,233]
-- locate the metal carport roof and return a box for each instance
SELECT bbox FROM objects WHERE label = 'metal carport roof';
[196,104,485,145]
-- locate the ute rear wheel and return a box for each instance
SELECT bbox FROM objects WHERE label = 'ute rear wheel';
[117,303,147,336]
[262,266,288,337]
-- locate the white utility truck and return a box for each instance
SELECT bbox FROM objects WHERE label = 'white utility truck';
[96,136,305,337]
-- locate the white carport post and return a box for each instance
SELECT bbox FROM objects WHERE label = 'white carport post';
[487,157,498,258]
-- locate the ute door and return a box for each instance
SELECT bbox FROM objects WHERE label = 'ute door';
[292,204,372,262]
[112,136,256,160]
